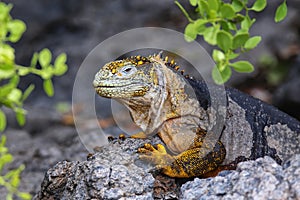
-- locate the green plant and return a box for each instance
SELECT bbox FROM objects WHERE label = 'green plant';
[0,3,68,130]
[0,136,31,200]
[176,0,288,84]
[0,2,68,199]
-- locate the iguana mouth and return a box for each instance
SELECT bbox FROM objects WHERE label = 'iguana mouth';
[94,81,149,98]
[94,82,143,89]
[95,84,130,88]
[93,79,140,88]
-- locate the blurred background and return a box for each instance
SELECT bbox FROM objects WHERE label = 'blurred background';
[6,0,300,117]
[1,0,300,197]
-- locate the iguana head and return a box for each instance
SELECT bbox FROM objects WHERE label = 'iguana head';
[93,55,156,98]
[93,53,187,98]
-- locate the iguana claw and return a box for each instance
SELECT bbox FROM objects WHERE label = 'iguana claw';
[138,143,174,166]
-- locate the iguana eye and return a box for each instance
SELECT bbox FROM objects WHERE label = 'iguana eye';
[124,67,132,72]
[120,65,137,76]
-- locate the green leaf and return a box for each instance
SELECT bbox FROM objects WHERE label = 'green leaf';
[230,60,254,72]
[1,153,13,165]
[0,24,8,40]
[244,36,261,49]
[198,0,209,16]
[7,88,22,104]
[208,9,217,19]
[0,44,15,64]
[242,17,256,31]
[203,25,219,45]
[228,52,239,59]
[0,177,4,186]
[218,61,227,72]
[0,64,15,79]
[0,146,8,154]
[9,75,19,86]
[18,192,32,200]
[0,109,6,131]
[232,32,249,49]
[54,53,68,76]
[54,64,67,76]
[0,2,12,21]
[5,165,23,179]
[43,79,54,97]
[220,21,229,31]
[54,53,67,67]
[251,0,267,12]
[212,49,225,62]
[189,0,198,6]
[0,76,19,98]
[15,107,26,126]
[184,23,197,42]
[0,135,7,147]
[7,19,26,42]
[212,65,232,84]
[30,53,39,68]
[216,30,232,51]
[22,84,35,101]
[10,171,21,188]
[241,15,251,30]
[39,48,52,68]
[6,193,13,200]
[275,1,287,23]
[227,21,237,31]
[232,0,244,12]
[207,0,219,11]
[194,19,207,34]
[220,4,236,19]
[233,14,245,23]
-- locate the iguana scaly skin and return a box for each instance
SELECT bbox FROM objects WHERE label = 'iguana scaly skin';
[93,53,300,178]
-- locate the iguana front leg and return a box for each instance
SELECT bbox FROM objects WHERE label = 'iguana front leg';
[138,140,226,178]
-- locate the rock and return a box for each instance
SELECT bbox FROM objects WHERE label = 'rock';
[34,133,300,200]
[34,137,160,199]
[181,155,300,200]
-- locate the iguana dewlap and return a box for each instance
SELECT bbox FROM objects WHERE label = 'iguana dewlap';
[93,53,300,178]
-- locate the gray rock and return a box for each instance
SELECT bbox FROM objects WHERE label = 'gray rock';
[35,132,300,200]
[181,155,300,200]
[34,137,158,199]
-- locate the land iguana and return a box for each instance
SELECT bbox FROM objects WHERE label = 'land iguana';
[93,53,300,178]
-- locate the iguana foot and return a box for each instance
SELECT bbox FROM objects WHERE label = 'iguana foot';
[137,141,226,178]
[138,143,193,177]
[138,143,175,167]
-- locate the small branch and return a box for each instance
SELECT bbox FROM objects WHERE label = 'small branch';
[174,1,194,23]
